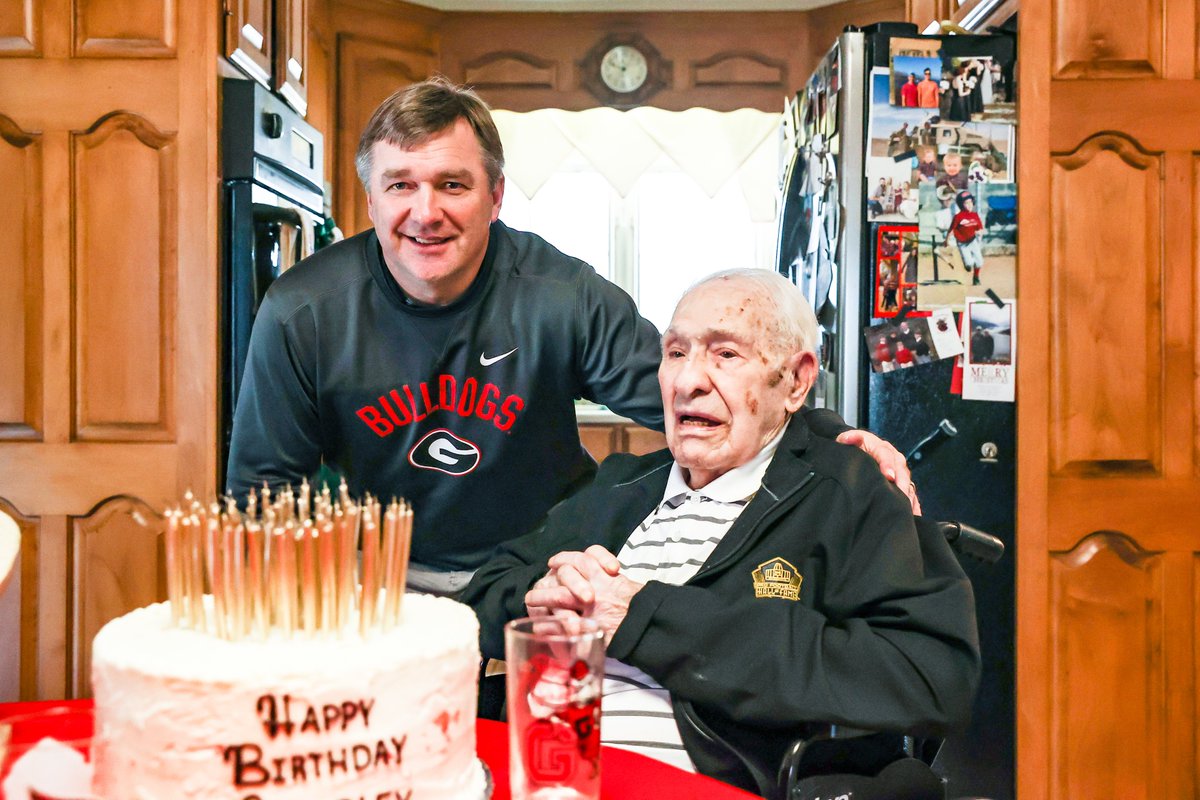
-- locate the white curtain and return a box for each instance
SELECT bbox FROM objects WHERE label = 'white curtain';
[492,107,783,222]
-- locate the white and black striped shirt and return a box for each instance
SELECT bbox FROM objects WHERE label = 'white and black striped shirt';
[602,430,782,771]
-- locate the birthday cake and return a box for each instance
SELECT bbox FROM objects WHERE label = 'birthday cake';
[89,487,486,800]
[90,593,484,800]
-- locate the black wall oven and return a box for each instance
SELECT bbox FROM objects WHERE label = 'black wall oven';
[221,78,325,486]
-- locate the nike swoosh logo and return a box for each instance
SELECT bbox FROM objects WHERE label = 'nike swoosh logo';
[479,347,518,367]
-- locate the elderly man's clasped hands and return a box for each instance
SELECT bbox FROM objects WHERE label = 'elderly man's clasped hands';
[525,545,640,639]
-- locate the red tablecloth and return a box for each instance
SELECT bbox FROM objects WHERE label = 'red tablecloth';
[0,700,761,800]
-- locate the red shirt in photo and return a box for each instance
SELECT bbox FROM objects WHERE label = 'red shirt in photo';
[948,210,984,243]
[874,339,893,365]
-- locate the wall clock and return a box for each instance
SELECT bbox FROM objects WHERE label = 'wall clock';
[601,44,649,94]
[579,34,670,108]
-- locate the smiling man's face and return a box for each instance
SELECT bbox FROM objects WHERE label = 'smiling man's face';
[658,277,815,489]
[365,118,504,305]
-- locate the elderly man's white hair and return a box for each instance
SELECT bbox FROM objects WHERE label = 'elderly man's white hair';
[682,269,820,360]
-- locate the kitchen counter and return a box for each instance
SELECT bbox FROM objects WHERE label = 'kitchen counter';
[573,402,634,425]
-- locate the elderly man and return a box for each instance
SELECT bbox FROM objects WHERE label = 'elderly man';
[463,269,980,797]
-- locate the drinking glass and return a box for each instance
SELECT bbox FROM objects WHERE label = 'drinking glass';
[505,616,605,800]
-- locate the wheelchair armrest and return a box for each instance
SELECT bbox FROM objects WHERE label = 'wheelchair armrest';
[778,724,944,800]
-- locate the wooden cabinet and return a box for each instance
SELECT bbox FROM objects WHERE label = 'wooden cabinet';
[1015,2,1200,797]
[273,0,309,116]
[625,427,668,456]
[0,0,218,699]
[224,0,310,116]
[224,0,273,87]
[579,423,666,463]
[578,425,619,463]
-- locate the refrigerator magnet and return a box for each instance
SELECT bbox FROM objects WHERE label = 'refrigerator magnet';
[961,297,1016,402]
[889,37,943,110]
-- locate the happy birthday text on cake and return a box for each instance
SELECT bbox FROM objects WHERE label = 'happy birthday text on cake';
[221,693,412,800]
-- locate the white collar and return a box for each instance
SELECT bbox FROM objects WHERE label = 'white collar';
[661,425,786,508]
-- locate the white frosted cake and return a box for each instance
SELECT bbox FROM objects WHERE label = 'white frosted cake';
[90,593,485,800]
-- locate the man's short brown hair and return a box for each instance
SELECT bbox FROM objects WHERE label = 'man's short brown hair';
[355,76,505,190]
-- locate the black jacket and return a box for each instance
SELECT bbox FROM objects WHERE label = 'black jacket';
[463,415,981,797]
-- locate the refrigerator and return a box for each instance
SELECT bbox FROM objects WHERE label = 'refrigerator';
[777,21,1018,800]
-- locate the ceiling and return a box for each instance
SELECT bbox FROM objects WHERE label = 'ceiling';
[406,0,843,10]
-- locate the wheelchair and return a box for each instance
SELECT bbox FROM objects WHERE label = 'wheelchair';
[778,520,1004,800]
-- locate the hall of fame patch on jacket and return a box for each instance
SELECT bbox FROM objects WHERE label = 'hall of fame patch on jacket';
[752,557,802,601]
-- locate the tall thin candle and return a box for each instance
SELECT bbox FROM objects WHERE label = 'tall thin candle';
[300,520,318,634]
[165,509,182,626]
[245,522,265,637]
[380,501,399,628]
[360,508,380,636]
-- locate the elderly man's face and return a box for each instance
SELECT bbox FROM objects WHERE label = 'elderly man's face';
[659,279,815,488]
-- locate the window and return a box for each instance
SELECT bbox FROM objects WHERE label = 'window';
[495,109,782,332]
[497,159,613,282]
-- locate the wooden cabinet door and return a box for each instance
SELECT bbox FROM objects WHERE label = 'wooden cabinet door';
[624,427,667,456]
[1018,2,1200,797]
[578,423,666,462]
[0,0,217,700]
[225,0,273,87]
[274,0,308,115]
[579,425,618,463]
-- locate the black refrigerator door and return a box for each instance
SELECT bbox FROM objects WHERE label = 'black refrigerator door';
[867,359,1015,800]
